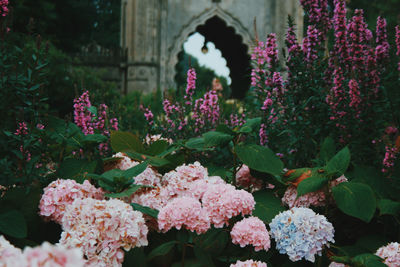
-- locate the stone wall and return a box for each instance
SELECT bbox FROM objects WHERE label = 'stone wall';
[120,0,303,95]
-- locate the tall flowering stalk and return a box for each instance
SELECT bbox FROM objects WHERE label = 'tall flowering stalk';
[375,16,390,63]
[396,25,400,71]
[73,91,118,155]
[184,68,197,105]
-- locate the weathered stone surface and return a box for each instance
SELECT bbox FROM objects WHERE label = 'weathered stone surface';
[120,0,303,94]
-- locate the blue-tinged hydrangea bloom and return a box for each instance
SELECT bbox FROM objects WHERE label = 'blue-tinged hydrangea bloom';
[269,207,334,262]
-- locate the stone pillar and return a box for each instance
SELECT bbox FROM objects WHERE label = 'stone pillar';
[121,0,162,94]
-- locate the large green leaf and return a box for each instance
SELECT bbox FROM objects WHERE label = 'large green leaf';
[57,159,98,183]
[238,117,261,133]
[110,131,144,153]
[297,175,329,196]
[147,140,170,156]
[131,203,159,218]
[124,161,148,178]
[147,241,178,260]
[320,137,336,163]
[352,253,387,267]
[377,199,400,216]
[194,246,215,267]
[185,137,207,151]
[332,182,376,222]
[0,210,27,238]
[203,131,233,147]
[325,146,350,175]
[235,144,283,176]
[194,228,228,255]
[253,190,286,223]
[105,184,145,198]
[81,134,108,144]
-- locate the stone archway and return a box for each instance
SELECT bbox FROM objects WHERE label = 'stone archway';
[121,0,303,96]
[165,7,252,98]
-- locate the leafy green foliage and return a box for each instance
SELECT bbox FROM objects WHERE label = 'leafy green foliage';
[332,182,377,223]
[252,190,286,223]
[0,210,27,238]
[235,144,284,176]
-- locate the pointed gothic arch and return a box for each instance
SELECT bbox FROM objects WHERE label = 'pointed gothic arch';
[164,6,254,97]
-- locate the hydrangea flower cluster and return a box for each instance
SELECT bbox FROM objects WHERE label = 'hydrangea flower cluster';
[60,198,148,267]
[39,179,104,224]
[112,152,162,187]
[282,175,348,208]
[230,217,271,251]
[144,134,173,145]
[158,196,210,234]
[375,242,400,267]
[236,164,263,192]
[269,207,335,262]
[0,236,85,267]
[131,162,255,232]
[202,183,255,228]
[230,259,267,267]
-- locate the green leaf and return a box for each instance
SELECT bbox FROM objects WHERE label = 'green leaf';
[325,146,350,175]
[147,241,178,260]
[57,159,98,183]
[124,161,148,179]
[0,210,27,238]
[111,131,144,153]
[235,144,284,176]
[377,199,400,216]
[131,203,159,218]
[238,117,261,133]
[105,184,145,198]
[352,253,387,267]
[123,248,147,267]
[194,246,215,267]
[185,137,205,150]
[332,182,376,222]
[86,106,98,116]
[297,175,329,196]
[320,137,336,163]
[194,228,228,255]
[216,124,235,135]
[82,134,108,144]
[203,131,233,147]
[147,140,170,156]
[252,190,286,223]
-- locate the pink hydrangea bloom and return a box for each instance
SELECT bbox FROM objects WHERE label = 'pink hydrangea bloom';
[282,175,348,208]
[375,242,400,267]
[230,217,271,252]
[144,134,173,145]
[236,165,264,192]
[60,198,148,267]
[130,186,172,210]
[161,162,208,197]
[230,260,267,267]
[202,183,255,228]
[0,235,22,267]
[39,179,104,224]
[0,236,85,267]
[23,242,85,267]
[158,196,210,234]
[282,185,326,208]
[112,152,162,187]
